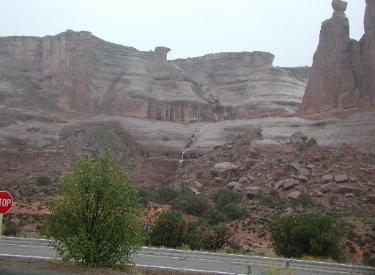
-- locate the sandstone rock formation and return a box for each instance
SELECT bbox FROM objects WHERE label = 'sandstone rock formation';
[0,31,308,122]
[298,0,375,114]
[175,52,308,119]
[0,31,212,122]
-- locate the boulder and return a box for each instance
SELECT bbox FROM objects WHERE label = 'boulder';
[246,187,262,199]
[227,181,242,191]
[189,186,200,196]
[194,181,203,189]
[288,191,302,200]
[321,174,334,183]
[274,179,298,190]
[214,177,223,183]
[298,175,309,182]
[212,162,239,176]
[307,164,315,170]
[337,186,363,196]
[239,176,249,184]
[367,194,375,204]
[313,191,324,198]
[298,168,310,177]
[320,183,333,193]
[290,162,301,170]
[334,174,349,183]
[283,179,298,190]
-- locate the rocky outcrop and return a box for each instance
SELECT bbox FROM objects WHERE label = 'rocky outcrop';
[175,52,308,119]
[0,31,309,121]
[298,0,375,114]
[0,31,213,122]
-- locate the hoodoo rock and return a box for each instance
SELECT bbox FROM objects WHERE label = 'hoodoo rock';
[298,0,375,114]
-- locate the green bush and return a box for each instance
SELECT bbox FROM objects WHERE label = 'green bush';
[261,190,288,210]
[222,203,248,220]
[157,187,178,204]
[182,222,202,250]
[270,213,342,260]
[200,223,231,251]
[3,220,21,236]
[363,255,375,267]
[171,189,209,216]
[44,151,144,268]
[150,211,186,248]
[35,174,51,186]
[213,188,240,208]
[138,186,177,206]
[292,193,315,208]
[203,208,227,225]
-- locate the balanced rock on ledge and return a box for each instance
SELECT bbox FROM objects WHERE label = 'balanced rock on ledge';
[298,0,375,115]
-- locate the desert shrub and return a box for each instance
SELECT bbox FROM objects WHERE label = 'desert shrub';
[292,193,315,208]
[261,190,288,210]
[203,208,227,225]
[171,189,209,216]
[329,195,337,207]
[44,151,144,268]
[307,138,317,147]
[3,220,21,236]
[200,223,231,251]
[138,188,158,206]
[213,188,240,208]
[182,222,202,250]
[138,186,177,206]
[157,187,178,204]
[150,211,186,248]
[35,174,51,186]
[363,252,375,267]
[222,203,248,220]
[270,213,342,260]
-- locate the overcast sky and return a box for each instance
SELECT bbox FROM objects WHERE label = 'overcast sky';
[1,0,365,67]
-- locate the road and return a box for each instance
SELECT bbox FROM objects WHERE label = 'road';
[0,237,374,275]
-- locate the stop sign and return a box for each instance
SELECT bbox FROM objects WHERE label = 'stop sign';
[0,191,13,214]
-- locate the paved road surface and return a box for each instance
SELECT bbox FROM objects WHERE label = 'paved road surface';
[0,237,374,275]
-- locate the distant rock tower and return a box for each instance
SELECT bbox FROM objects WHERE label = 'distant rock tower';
[154,46,171,62]
[298,0,375,115]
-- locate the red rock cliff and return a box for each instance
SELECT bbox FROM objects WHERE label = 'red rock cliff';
[298,0,375,114]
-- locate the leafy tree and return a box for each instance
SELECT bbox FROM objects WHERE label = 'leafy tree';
[150,211,186,248]
[44,151,144,268]
[270,213,342,260]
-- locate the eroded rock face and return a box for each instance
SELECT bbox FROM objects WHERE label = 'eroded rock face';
[298,0,375,114]
[174,52,308,119]
[0,31,213,122]
[0,31,309,122]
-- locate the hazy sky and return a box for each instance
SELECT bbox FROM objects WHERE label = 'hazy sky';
[1,0,365,67]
